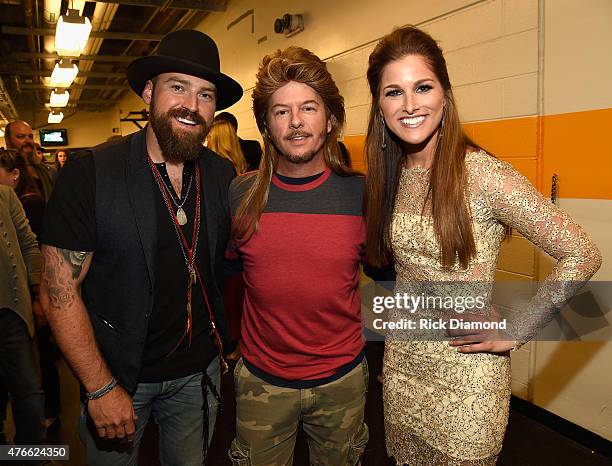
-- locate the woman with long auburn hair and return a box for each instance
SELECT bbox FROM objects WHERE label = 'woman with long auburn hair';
[207,119,248,175]
[54,149,68,173]
[364,26,601,465]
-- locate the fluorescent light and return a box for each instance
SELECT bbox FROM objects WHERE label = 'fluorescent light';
[50,60,78,87]
[50,89,70,107]
[55,9,91,57]
[48,110,64,124]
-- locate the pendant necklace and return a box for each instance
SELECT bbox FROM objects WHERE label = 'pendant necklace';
[148,156,200,354]
[146,155,229,372]
[155,162,194,226]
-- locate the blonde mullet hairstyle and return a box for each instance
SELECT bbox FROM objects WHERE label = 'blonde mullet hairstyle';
[233,46,355,241]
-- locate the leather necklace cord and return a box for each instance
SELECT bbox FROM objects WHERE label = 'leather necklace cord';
[146,156,226,372]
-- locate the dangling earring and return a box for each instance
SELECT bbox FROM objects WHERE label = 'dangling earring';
[381,116,387,151]
[439,106,446,136]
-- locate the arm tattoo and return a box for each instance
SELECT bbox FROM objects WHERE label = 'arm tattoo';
[60,249,90,280]
[42,247,91,310]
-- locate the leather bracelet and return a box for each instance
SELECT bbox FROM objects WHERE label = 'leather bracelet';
[86,377,118,400]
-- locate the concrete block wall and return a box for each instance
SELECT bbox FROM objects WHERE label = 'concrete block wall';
[108,0,611,438]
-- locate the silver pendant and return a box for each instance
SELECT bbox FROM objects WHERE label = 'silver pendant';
[176,207,187,226]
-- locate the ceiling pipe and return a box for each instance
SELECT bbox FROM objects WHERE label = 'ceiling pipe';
[2,26,164,40]
[20,0,42,117]
[42,0,62,70]
[70,2,119,108]
[21,0,38,72]
[12,52,138,62]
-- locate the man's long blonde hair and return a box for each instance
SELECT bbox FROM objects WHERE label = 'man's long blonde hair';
[232,46,355,241]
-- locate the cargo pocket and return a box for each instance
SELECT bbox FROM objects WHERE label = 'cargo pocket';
[228,438,251,465]
[347,422,369,465]
[361,357,370,392]
[233,358,243,388]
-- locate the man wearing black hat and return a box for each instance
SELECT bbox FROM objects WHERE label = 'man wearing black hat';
[39,29,242,465]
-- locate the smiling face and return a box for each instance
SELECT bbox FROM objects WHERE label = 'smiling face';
[379,54,446,159]
[143,72,217,163]
[265,81,332,175]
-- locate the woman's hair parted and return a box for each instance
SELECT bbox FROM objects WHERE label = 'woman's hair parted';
[364,25,481,269]
[207,119,247,174]
[55,149,68,172]
[233,46,355,241]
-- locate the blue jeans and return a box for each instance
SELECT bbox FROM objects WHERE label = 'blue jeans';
[80,357,221,466]
[0,309,45,445]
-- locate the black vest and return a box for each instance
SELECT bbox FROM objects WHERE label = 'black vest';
[82,128,232,392]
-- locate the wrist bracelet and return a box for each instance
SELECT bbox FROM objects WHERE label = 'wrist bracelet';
[86,377,118,400]
[510,340,523,352]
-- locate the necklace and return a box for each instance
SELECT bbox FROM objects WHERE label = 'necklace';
[146,155,228,372]
[148,156,201,354]
[155,162,194,226]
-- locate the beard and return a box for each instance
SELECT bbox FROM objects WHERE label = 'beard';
[274,130,326,165]
[149,101,210,164]
[20,144,37,164]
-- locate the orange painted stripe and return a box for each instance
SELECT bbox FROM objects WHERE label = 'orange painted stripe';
[343,134,366,169]
[541,108,612,200]
[463,117,539,159]
[341,109,611,200]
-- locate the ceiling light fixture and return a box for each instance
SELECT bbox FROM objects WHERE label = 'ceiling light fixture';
[48,110,64,124]
[50,89,70,107]
[55,8,92,57]
[50,60,78,87]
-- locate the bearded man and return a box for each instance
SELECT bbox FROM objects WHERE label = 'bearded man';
[39,30,242,465]
[4,120,54,201]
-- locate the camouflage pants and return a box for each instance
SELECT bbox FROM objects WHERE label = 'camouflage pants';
[229,358,369,466]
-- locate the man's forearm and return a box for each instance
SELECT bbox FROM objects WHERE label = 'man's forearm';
[40,245,113,393]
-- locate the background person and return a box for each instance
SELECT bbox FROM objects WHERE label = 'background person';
[364,26,601,465]
[207,117,247,174]
[207,116,247,361]
[0,149,60,435]
[4,121,54,201]
[214,111,262,171]
[0,182,46,449]
[54,149,68,179]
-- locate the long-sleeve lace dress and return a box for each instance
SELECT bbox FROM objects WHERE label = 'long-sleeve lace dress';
[383,150,601,465]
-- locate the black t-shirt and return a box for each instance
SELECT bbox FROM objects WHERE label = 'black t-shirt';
[41,154,217,383]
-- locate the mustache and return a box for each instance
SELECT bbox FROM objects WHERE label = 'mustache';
[285,131,311,140]
[168,108,206,126]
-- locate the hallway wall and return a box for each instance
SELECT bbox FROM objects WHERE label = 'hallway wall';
[189,0,611,439]
[6,0,608,440]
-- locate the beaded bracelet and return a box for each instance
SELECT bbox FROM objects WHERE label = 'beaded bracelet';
[86,377,118,400]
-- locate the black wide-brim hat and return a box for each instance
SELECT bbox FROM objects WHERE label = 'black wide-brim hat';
[127,29,243,110]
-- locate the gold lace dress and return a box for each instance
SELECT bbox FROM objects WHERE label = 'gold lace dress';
[383,150,601,465]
